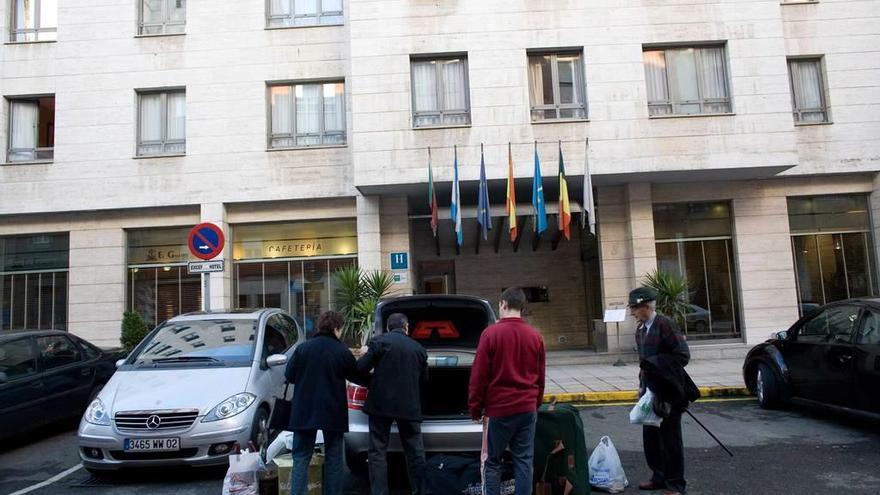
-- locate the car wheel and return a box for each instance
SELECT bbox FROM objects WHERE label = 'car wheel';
[694,321,708,334]
[755,363,782,409]
[345,450,368,475]
[250,407,270,458]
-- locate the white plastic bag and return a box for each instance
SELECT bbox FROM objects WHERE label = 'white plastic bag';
[588,436,628,493]
[222,449,266,495]
[629,388,663,427]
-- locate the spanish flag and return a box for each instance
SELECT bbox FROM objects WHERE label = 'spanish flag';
[558,142,572,240]
[506,143,518,242]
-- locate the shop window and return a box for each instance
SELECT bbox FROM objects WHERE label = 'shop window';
[788,195,877,311]
[1,233,68,331]
[653,202,741,340]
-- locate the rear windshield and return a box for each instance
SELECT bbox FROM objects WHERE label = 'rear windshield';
[129,319,257,367]
[376,299,494,348]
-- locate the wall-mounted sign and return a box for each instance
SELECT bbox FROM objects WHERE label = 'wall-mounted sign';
[188,260,224,274]
[390,252,409,271]
[233,236,358,260]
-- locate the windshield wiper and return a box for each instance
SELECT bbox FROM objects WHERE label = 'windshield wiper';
[149,356,222,364]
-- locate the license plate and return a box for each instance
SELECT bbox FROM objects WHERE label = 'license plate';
[124,437,180,452]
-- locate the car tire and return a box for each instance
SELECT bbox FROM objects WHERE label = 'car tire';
[346,450,368,475]
[755,362,782,409]
[250,407,271,458]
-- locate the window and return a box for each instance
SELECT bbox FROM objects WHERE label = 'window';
[654,202,741,340]
[267,0,342,27]
[79,340,101,360]
[0,339,37,381]
[411,56,471,128]
[1,233,68,331]
[10,0,56,42]
[268,82,345,148]
[528,51,587,121]
[858,310,880,345]
[789,195,877,310]
[137,89,185,156]
[36,335,81,370]
[263,316,291,357]
[643,45,731,116]
[6,96,54,163]
[788,57,828,124]
[798,305,860,344]
[139,0,186,35]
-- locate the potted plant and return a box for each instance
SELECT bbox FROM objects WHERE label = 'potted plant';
[120,311,150,353]
[643,269,690,330]
[334,266,395,348]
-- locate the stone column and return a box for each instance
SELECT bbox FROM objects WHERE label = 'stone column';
[356,194,382,271]
[200,203,232,311]
[379,196,414,296]
[68,228,126,347]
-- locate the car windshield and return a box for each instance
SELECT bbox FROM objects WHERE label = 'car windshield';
[130,319,257,367]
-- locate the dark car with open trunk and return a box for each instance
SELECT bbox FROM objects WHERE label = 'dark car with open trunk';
[343,295,494,471]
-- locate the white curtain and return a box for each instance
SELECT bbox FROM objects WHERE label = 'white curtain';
[294,0,317,16]
[412,61,438,114]
[556,55,581,105]
[528,56,551,107]
[270,86,292,145]
[142,0,163,24]
[40,0,57,29]
[322,0,342,13]
[791,60,825,122]
[166,92,186,146]
[9,101,38,161]
[698,47,730,113]
[643,50,671,115]
[322,83,345,143]
[168,0,186,22]
[296,84,321,145]
[14,0,35,30]
[667,48,700,114]
[441,59,467,111]
[139,93,163,144]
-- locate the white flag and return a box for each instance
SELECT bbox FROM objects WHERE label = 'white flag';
[582,139,595,235]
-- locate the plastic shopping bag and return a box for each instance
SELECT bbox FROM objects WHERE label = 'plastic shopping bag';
[222,449,266,495]
[588,436,628,493]
[629,388,663,428]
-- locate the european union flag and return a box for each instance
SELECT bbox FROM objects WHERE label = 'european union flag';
[532,146,548,235]
[477,147,492,240]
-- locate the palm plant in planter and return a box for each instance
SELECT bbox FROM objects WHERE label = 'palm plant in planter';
[334,266,395,347]
[643,269,691,329]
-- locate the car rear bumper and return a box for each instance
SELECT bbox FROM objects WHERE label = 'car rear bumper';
[344,412,483,455]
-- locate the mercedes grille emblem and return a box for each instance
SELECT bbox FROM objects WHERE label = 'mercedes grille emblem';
[145,415,162,429]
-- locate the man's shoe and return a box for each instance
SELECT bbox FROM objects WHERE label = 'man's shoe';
[639,481,662,490]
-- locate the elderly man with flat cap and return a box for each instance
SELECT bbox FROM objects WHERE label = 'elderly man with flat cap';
[629,287,691,495]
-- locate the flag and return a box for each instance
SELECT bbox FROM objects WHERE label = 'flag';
[451,146,463,246]
[477,146,492,240]
[558,143,572,240]
[582,139,596,235]
[532,145,548,235]
[506,143,518,242]
[427,148,439,236]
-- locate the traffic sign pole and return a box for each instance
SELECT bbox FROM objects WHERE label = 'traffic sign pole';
[204,272,211,312]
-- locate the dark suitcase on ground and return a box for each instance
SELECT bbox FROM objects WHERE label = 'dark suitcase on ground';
[426,453,481,495]
[533,403,590,495]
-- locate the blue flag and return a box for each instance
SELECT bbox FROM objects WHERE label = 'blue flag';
[477,149,492,240]
[451,147,463,246]
[532,147,548,235]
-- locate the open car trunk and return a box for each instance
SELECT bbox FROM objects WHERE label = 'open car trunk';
[374,296,495,418]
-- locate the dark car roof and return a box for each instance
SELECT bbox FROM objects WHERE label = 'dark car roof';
[0,330,74,343]
[378,294,492,306]
[820,298,880,309]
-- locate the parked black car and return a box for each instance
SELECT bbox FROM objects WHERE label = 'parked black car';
[743,299,880,419]
[0,330,124,440]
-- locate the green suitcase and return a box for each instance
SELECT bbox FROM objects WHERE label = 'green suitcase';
[533,403,590,495]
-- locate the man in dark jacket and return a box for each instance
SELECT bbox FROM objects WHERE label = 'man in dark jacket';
[468,287,546,495]
[356,313,428,495]
[285,311,367,495]
[629,287,691,495]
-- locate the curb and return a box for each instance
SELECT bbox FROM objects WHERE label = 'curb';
[543,386,751,405]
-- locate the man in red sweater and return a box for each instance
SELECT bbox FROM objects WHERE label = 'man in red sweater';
[468,287,546,495]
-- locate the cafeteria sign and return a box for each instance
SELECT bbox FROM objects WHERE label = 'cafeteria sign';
[233,236,358,260]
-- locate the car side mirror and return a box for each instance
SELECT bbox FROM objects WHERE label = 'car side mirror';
[115,359,126,369]
[266,354,288,368]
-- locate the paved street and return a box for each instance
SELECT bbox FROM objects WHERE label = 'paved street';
[2,399,878,495]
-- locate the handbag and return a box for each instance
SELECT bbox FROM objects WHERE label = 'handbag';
[269,382,291,431]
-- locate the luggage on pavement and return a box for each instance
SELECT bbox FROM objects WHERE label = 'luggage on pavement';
[587,436,627,493]
[222,448,266,495]
[274,451,324,495]
[533,403,590,495]
[425,453,514,495]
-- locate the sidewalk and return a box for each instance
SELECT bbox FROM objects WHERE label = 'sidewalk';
[544,357,748,403]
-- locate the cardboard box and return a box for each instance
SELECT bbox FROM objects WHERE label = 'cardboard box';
[275,453,324,494]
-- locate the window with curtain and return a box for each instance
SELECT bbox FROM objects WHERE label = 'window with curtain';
[267,0,343,28]
[269,81,345,148]
[137,89,186,156]
[643,45,731,116]
[788,57,829,124]
[411,56,471,128]
[11,0,57,42]
[528,51,587,121]
[139,0,186,35]
[7,96,54,163]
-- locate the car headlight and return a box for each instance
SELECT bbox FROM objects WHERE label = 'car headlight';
[202,393,256,422]
[84,398,110,426]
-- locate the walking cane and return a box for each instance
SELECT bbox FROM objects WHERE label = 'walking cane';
[683,408,734,457]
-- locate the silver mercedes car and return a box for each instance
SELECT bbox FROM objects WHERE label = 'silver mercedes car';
[77,308,302,473]
[344,295,495,471]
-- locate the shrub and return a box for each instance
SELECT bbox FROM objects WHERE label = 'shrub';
[121,311,150,352]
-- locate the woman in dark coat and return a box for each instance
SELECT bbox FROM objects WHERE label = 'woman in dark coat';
[285,311,367,495]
